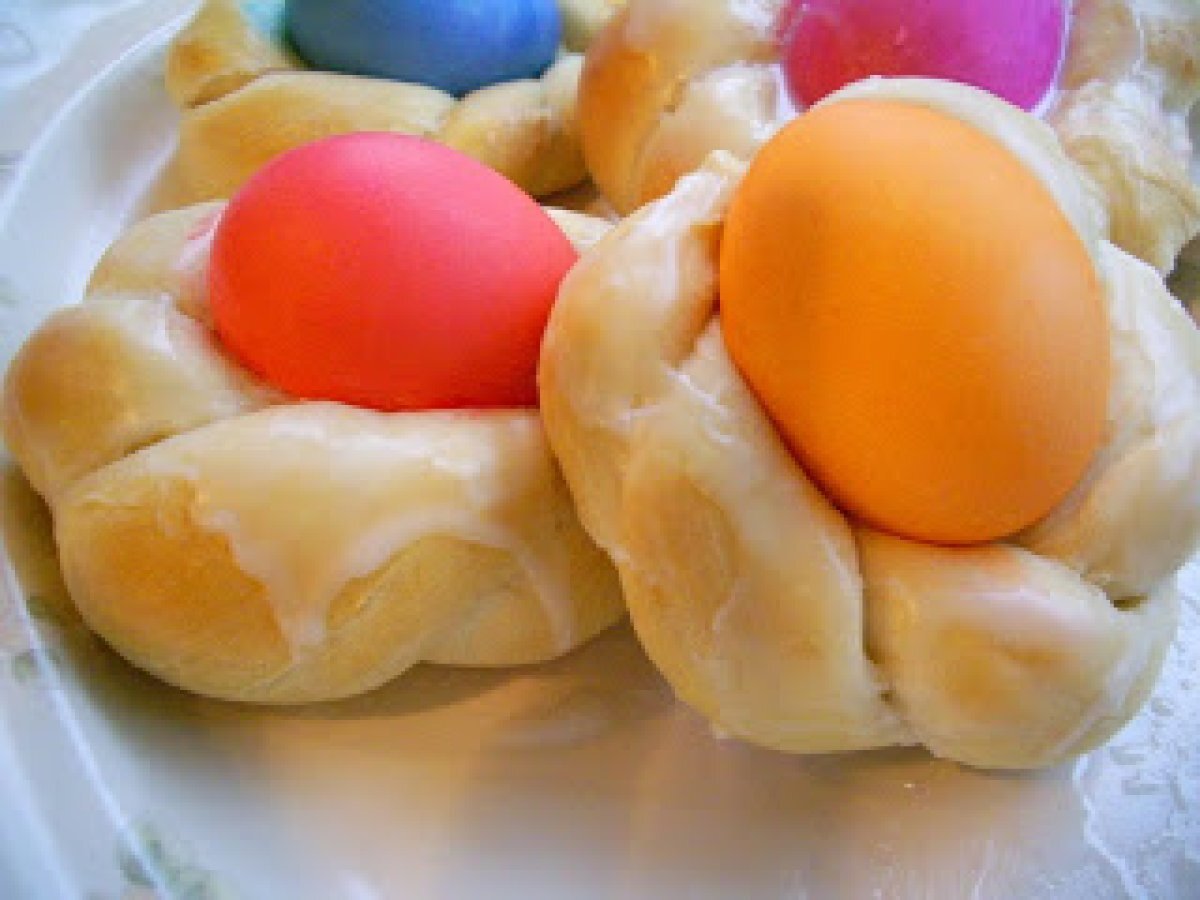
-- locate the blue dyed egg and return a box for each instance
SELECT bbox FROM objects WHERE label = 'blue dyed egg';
[285,0,562,97]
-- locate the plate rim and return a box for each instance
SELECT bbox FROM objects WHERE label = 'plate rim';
[0,16,192,900]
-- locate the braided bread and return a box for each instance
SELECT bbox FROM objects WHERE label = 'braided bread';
[3,202,624,702]
[539,80,1200,768]
[580,0,1200,274]
[164,0,625,204]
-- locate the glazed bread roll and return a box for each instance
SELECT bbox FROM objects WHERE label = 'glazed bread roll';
[579,0,782,214]
[539,80,1200,769]
[3,202,624,702]
[165,0,626,203]
[580,0,1200,274]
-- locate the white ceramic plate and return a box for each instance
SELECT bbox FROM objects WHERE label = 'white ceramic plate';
[1,22,1198,900]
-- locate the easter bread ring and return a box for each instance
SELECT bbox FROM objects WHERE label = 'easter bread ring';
[2,201,623,703]
[580,0,1200,275]
[539,79,1200,769]
[164,0,625,204]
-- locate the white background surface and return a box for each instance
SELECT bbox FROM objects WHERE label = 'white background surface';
[0,0,195,201]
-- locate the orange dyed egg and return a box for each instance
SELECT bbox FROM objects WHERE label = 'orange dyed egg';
[719,99,1109,545]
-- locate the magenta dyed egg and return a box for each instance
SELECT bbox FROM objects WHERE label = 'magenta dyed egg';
[779,0,1068,111]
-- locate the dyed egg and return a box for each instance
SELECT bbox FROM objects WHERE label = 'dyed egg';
[720,100,1109,545]
[208,132,577,411]
[779,0,1067,111]
[285,0,562,97]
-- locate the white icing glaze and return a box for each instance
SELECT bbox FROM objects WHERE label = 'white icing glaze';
[134,404,579,657]
[630,321,907,745]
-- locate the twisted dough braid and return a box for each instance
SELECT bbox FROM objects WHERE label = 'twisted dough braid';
[540,82,1200,768]
[164,0,626,203]
[3,202,624,702]
[580,0,1200,274]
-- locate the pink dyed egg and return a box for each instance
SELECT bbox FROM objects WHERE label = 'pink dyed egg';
[780,0,1068,111]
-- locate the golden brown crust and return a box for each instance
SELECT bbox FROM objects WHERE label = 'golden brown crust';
[164,0,295,108]
[439,56,587,199]
[579,0,781,212]
[165,0,627,203]
[174,70,456,203]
